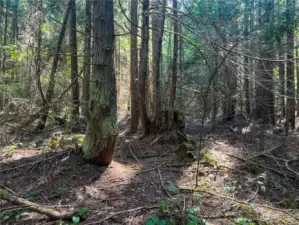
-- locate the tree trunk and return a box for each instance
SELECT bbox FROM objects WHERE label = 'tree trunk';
[82,0,91,120]
[169,0,178,108]
[285,0,295,133]
[278,47,285,118]
[296,44,299,117]
[36,0,72,131]
[82,0,117,166]
[130,0,139,133]
[152,0,166,126]
[255,0,275,125]
[179,22,184,111]
[2,0,8,79]
[138,0,151,135]
[35,0,46,107]
[244,0,250,115]
[69,0,80,132]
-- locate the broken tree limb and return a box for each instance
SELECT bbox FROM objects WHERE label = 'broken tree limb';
[0,188,77,220]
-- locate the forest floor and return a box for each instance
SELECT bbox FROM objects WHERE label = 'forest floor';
[1,117,299,225]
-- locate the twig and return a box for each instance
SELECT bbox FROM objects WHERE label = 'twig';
[83,205,158,225]
[247,145,282,160]
[128,143,139,163]
[285,161,299,178]
[0,188,77,220]
[178,187,299,221]
[158,168,173,199]
[0,184,16,194]
[0,150,73,173]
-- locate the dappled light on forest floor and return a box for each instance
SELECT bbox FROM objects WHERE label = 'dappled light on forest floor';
[1,119,299,224]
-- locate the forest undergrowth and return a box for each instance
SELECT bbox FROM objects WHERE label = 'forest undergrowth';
[1,117,299,225]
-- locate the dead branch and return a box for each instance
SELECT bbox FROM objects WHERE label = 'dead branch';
[0,150,73,173]
[84,205,158,225]
[0,188,77,220]
[178,187,299,221]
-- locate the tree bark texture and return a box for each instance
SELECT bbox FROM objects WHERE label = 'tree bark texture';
[285,0,295,132]
[130,0,139,133]
[138,0,151,135]
[169,0,178,108]
[69,0,80,132]
[152,0,166,125]
[82,0,92,120]
[82,0,117,166]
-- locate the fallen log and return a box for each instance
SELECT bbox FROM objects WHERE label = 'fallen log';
[0,188,77,220]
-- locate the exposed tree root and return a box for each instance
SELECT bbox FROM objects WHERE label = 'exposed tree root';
[0,188,78,220]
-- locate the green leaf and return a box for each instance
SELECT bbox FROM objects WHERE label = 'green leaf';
[158,220,167,225]
[19,212,29,217]
[187,221,197,225]
[146,216,159,225]
[187,207,200,214]
[167,186,176,193]
[79,208,88,216]
[159,200,168,213]
[72,216,80,224]
[188,214,201,222]
[195,199,201,205]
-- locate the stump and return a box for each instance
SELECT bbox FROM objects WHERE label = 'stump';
[152,110,187,144]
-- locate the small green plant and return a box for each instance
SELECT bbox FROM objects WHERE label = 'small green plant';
[167,186,177,193]
[25,190,40,202]
[7,145,17,158]
[79,208,88,216]
[235,217,256,225]
[146,198,203,225]
[0,210,29,221]
[223,185,236,193]
[56,187,74,193]
[72,216,80,224]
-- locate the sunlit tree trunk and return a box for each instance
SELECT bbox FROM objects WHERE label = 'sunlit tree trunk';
[69,0,80,132]
[36,0,72,131]
[285,0,295,133]
[152,0,166,125]
[82,0,91,121]
[129,0,139,133]
[82,0,117,166]
[138,0,151,135]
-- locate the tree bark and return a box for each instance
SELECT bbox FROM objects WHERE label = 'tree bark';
[35,0,72,131]
[2,0,8,78]
[138,0,151,135]
[69,0,80,132]
[285,0,295,133]
[169,0,178,108]
[255,0,275,125]
[296,44,299,117]
[35,0,46,106]
[152,0,166,125]
[244,0,250,115]
[130,0,139,133]
[82,0,117,166]
[82,0,92,121]
[278,47,285,118]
